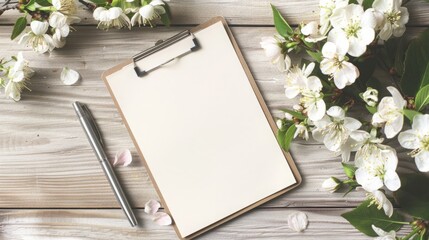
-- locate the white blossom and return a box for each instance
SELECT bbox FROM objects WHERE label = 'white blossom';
[351,130,401,192]
[312,106,361,156]
[284,63,326,121]
[398,114,429,172]
[7,52,34,83]
[301,21,327,43]
[372,86,406,138]
[329,4,377,57]
[131,0,166,27]
[372,0,409,40]
[372,225,396,240]
[320,41,360,89]
[49,12,80,48]
[52,0,77,15]
[260,36,291,72]
[19,21,55,54]
[295,122,310,140]
[93,7,131,30]
[319,0,348,34]
[368,190,394,217]
[3,52,34,101]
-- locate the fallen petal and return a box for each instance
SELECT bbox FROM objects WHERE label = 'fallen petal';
[60,67,80,85]
[113,149,133,167]
[153,212,172,226]
[288,211,308,232]
[144,199,161,215]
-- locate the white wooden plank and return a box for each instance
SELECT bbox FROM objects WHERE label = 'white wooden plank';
[0,26,420,208]
[0,208,410,239]
[0,0,428,26]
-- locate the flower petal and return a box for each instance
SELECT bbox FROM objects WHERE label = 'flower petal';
[93,7,106,21]
[287,212,308,232]
[109,7,123,20]
[60,67,80,85]
[144,199,161,215]
[326,106,345,119]
[383,171,401,191]
[415,151,429,172]
[412,114,429,135]
[307,99,326,121]
[301,21,319,36]
[153,212,173,226]
[31,21,49,35]
[398,130,419,149]
[344,117,362,131]
[321,42,337,59]
[387,86,406,109]
[384,115,403,139]
[113,148,133,167]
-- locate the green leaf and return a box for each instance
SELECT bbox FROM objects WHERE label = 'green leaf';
[401,29,429,96]
[160,3,171,26]
[419,62,429,89]
[306,50,323,62]
[35,0,51,6]
[362,0,375,9]
[283,124,297,151]
[396,174,429,220]
[342,199,404,237]
[415,84,429,111]
[355,57,377,88]
[10,17,27,40]
[403,109,421,122]
[111,0,120,7]
[366,105,377,114]
[277,128,287,149]
[87,0,106,5]
[270,4,293,38]
[342,163,357,179]
[394,37,407,76]
[281,109,306,120]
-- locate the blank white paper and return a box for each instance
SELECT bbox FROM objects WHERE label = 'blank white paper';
[106,21,297,238]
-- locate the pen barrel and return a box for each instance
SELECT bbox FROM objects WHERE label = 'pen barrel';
[101,160,138,227]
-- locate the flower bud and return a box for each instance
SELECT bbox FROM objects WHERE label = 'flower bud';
[322,177,342,193]
[293,104,303,111]
[276,119,284,129]
[284,112,293,120]
[360,87,378,107]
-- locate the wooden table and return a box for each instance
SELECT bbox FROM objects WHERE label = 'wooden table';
[1,1,428,239]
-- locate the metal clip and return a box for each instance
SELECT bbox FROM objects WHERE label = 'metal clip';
[133,30,199,77]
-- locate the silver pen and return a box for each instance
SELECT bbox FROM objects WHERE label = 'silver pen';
[73,101,138,227]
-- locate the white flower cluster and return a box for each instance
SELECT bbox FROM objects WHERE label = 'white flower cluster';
[19,0,81,53]
[0,52,34,101]
[93,0,167,30]
[262,0,425,219]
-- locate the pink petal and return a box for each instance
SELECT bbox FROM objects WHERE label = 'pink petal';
[113,149,132,167]
[153,212,172,226]
[144,199,161,215]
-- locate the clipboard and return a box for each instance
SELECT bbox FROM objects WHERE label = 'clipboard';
[102,16,302,239]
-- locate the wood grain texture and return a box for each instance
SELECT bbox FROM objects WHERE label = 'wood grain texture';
[0,26,422,209]
[0,208,412,239]
[1,0,429,26]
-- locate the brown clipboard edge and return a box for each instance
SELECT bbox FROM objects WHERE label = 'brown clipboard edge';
[101,16,302,240]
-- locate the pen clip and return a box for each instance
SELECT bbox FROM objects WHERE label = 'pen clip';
[82,104,104,147]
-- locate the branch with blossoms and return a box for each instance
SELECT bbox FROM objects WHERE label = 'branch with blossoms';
[0,52,34,101]
[262,0,429,239]
[1,0,170,53]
